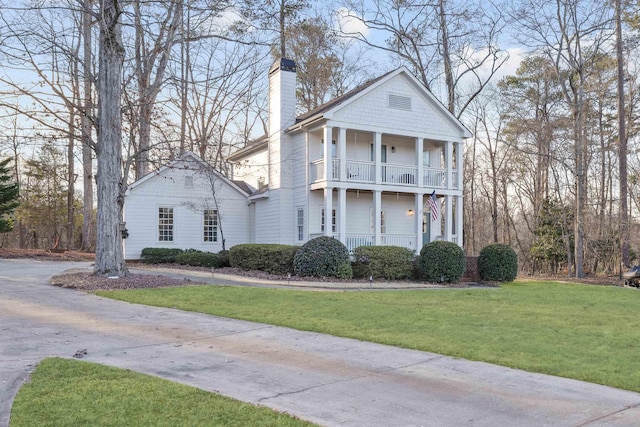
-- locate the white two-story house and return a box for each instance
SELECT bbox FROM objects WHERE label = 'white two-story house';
[123,59,470,260]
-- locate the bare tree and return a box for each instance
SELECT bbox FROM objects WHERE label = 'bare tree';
[338,0,508,117]
[511,0,613,277]
[94,0,126,276]
[615,0,630,267]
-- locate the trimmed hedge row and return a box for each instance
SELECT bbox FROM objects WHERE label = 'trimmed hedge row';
[352,245,415,280]
[140,247,229,268]
[176,250,226,268]
[140,248,184,264]
[229,244,299,275]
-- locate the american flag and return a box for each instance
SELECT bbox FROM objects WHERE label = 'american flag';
[427,190,439,222]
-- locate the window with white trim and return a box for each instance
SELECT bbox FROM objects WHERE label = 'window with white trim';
[321,208,336,233]
[184,176,194,188]
[204,209,218,242]
[297,208,304,241]
[158,207,174,241]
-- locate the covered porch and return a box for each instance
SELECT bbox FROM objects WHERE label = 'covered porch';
[308,189,462,252]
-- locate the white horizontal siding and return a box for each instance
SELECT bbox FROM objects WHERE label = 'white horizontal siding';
[333,74,459,139]
[124,160,249,259]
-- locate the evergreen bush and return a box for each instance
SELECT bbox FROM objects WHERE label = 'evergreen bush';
[175,250,225,268]
[229,244,299,274]
[293,236,352,278]
[419,241,466,283]
[478,244,518,282]
[140,247,184,264]
[217,250,230,267]
[352,246,414,280]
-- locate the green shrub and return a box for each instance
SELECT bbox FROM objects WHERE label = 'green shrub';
[217,250,230,267]
[229,244,299,275]
[140,247,184,264]
[175,250,225,268]
[352,246,415,280]
[419,241,466,283]
[293,236,352,279]
[478,244,518,282]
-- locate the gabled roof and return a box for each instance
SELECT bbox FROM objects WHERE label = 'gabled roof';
[291,66,472,138]
[126,151,252,197]
[227,134,268,162]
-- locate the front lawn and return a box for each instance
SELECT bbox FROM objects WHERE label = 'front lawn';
[97,281,640,392]
[10,358,314,427]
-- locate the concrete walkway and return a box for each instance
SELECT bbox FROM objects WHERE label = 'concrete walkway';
[2,259,640,426]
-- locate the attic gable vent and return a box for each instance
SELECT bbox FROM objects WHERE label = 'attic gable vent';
[388,93,412,111]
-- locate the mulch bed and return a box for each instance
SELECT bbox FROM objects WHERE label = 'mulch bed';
[0,248,95,261]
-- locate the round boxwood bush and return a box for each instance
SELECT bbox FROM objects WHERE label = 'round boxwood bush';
[419,240,466,283]
[478,243,518,282]
[352,246,414,280]
[294,236,352,279]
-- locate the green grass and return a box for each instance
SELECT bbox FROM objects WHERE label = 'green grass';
[10,358,314,427]
[96,281,640,392]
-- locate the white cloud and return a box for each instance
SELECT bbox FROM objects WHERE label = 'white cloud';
[333,7,369,37]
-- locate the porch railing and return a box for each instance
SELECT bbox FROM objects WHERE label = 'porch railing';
[382,164,417,185]
[309,233,417,252]
[381,234,417,250]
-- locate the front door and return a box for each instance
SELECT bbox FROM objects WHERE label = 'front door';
[422,211,430,247]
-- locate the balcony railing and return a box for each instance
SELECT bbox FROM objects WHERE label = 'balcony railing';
[310,160,453,190]
[310,158,339,181]
[346,160,374,183]
[423,167,445,187]
[382,164,417,185]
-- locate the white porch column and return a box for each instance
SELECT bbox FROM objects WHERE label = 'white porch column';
[374,132,382,185]
[456,141,463,190]
[415,193,424,251]
[324,187,333,237]
[456,195,463,247]
[339,127,347,181]
[446,141,453,189]
[445,195,453,241]
[339,188,347,246]
[323,125,332,181]
[416,137,423,188]
[374,190,382,245]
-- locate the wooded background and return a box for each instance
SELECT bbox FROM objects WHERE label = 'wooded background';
[0,0,637,278]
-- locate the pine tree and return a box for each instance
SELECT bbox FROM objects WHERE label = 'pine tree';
[0,157,19,233]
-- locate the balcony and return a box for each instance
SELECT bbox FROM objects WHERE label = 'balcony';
[311,158,457,189]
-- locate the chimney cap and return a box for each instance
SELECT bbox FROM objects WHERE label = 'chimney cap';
[270,58,296,75]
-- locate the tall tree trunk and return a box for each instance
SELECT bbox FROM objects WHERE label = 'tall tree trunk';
[437,0,454,114]
[95,0,127,276]
[82,0,94,251]
[66,115,75,250]
[616,0,629,268]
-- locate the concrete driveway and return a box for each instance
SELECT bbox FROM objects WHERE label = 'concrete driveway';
[2,259,640,426]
